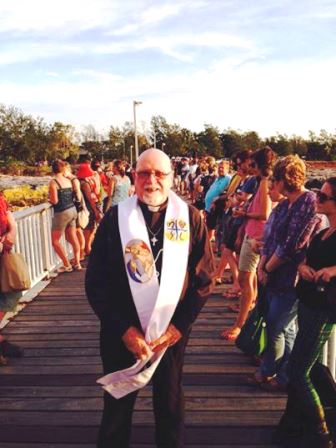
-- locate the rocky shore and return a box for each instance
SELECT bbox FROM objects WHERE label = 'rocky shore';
[306,161,336,182]
[0,174,52,190]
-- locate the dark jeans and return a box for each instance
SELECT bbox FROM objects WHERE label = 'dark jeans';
[288,302,334,424]
[98,332,190,448]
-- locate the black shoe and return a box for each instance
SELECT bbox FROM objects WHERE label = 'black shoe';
[1,341,24,358]
[300,430,333,448]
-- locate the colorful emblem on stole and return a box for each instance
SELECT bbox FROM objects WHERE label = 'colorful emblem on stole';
[125,239,154,283]
[165,218,189,243]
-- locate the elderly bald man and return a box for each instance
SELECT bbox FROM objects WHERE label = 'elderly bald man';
[86,148,215,448]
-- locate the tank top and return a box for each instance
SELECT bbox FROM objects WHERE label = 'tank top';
[53,179,75,213]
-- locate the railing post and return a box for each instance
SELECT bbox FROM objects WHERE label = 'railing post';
[39,208,52,273]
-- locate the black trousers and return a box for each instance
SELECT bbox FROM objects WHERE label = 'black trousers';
[98,332,190,448]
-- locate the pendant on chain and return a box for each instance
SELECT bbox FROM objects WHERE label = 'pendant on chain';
[151,236,158,246]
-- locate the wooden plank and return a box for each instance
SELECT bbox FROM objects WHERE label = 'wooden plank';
[0,410,282,425]
[0,444,277,448]
[0,385,283,399]
[0,425,276,444]
[0,255,286,448]
[0,396,286,412]
[3,327,236,336]
[0,373,269,387]
[0,363,257,375]
[11,344,241,356]
[7,353,251,366]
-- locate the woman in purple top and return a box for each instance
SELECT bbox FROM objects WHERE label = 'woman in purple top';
[252,155,320,390]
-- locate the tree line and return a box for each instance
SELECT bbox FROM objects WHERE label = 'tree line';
[1,103,336,164]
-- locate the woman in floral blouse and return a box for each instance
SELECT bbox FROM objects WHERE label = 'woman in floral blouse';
[252,155,320,390]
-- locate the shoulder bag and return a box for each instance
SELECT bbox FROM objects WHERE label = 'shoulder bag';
[235,285,268,356]
[0,252,31,293]
[77,196,90,229]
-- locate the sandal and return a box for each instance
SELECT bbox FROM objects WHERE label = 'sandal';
[73,264,83,271]
[247,371,274,386]
[220,327,241,341]
[57,265,73,273]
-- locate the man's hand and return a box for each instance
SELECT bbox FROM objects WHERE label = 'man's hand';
[149,324,182,353]
[122,326,152,361]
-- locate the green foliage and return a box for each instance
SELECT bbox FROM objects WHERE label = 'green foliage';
[197,124,223,158]
[0,104,79,163]
[0,162,51,176]
[1,103,336,162]
[3,185,49,209]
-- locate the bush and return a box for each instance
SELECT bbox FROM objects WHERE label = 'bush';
[0,161,26,175]
[2,185,49,210]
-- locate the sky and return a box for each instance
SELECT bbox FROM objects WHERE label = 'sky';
[1,0,336,139]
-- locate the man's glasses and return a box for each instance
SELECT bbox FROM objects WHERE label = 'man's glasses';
[249,162,257,168]
[136,170,172,180]
[315,190,336,203]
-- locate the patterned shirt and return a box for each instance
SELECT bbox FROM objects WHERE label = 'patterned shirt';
[262,190,320,290]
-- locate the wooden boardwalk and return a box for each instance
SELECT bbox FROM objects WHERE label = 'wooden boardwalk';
[0,263,286,447]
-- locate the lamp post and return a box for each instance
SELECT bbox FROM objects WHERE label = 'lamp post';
[133,100,142,160]
[130,145,134,166]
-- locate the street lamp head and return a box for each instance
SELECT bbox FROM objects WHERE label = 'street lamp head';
[133,100,142,106]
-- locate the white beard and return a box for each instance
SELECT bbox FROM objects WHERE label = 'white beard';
[142,191,167,206]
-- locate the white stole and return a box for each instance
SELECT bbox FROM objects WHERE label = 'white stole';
[97,190,190,398]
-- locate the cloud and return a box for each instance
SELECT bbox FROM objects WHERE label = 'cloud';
[0,29,255,66]
[111,1,208,36]
[0,0,334,139]
[1,57,336,138]
[0,0,118,33]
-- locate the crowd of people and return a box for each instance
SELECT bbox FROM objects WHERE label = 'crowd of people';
[1,148,336,447]
[48,157,133,273]
[172,150,336,447]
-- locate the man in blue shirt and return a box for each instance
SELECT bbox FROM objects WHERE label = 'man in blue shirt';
[205,160,231,212]
[204,160,231,240]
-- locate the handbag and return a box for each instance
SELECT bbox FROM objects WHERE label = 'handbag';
[0,252,31,293]
[235,285,268,356]
[77,197,90,229]
[296,277,336,322]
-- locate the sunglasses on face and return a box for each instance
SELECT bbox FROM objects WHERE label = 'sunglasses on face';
[315,190,336,203]
[136,170,172,180]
